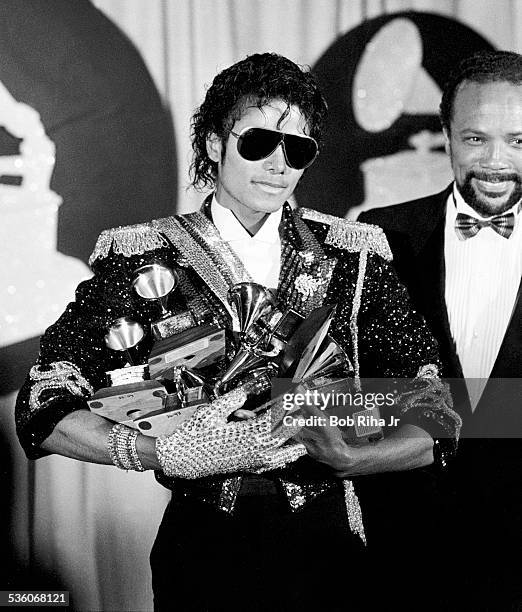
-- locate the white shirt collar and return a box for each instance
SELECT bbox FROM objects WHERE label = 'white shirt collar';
[211,195,282,244]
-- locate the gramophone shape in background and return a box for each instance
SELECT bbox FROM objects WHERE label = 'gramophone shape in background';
[0,80,91,350]
[132,262,226,380]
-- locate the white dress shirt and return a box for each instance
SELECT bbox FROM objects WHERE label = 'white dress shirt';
[211,195,282,290]
[444,184,522,410]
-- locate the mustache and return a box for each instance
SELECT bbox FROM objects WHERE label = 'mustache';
[467,171,521,183]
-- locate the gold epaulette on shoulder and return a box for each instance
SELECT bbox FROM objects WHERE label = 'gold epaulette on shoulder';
[88,221,169,265]
[298,208,392,262]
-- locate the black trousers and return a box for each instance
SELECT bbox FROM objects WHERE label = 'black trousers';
[447,440,522,612]
[150,483,368,612]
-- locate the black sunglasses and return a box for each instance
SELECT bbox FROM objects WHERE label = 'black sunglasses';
[229,127,319,170]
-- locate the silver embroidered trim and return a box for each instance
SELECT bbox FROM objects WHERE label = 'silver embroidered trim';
[155,215,250,324]
[298,208,392,262]
[349,249,368,391]
[183,213,251,286]
[218,476,243,513]
[416,363,440,379]
[343,479,366,545]
[88,223,169,265]
[29,361,94,413]
[396,377,462,440]
[299,250,315,266]
[294,272,325,300]
[278,478,334,512]
[279,480,307,511]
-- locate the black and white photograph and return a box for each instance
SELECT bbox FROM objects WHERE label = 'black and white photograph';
[1,1,520,610]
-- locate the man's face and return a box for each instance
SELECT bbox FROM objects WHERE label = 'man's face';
[444,80,522,216]
[207,100,310,217]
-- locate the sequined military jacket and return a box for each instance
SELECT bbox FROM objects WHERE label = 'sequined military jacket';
[15,201,461,516]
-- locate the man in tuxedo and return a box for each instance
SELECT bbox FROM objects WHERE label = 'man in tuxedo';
[360,50,521,610]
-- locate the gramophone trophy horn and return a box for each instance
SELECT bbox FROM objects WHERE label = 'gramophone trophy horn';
[228,282,274,339]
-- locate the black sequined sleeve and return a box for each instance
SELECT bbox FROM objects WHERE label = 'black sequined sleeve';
[330,252,461,465]
[357,254,440,377]
[14,244,177,459]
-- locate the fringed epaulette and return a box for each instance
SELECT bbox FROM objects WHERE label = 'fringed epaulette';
[88,222,170,265]
[298,208,392,262]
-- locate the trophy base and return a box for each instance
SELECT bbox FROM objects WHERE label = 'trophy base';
[134,387,209,436]
[88,380,167,423]
[148,323,225,379]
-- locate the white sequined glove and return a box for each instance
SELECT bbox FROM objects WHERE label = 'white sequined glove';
[155,387,304,479]
[251,440,307,473]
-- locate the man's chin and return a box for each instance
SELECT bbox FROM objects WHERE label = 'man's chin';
[464,183,519,217]
[473,196,511,217]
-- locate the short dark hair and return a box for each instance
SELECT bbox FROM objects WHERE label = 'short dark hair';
[440,50,522,132]
[190,52,328,190]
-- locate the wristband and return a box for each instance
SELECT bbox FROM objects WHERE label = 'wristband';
[108,423,145,472]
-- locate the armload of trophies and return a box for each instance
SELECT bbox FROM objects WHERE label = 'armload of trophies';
[87,261,384,443]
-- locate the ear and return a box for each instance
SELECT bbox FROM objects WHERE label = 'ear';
[206,133,223,163]
[442,127,451,156]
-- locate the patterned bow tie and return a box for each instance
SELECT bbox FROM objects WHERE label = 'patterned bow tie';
[455,212,515,240]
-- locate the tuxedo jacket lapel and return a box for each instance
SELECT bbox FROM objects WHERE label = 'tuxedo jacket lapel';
[405,194,476,424]
[412,201,464,379]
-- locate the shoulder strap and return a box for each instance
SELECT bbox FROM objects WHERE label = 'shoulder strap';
[298,208,392,261]
[88,221,170,265]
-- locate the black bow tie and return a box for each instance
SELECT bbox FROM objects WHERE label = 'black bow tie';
[455,212,515,240]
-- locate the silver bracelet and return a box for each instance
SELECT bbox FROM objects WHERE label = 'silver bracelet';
[108,423,145,472]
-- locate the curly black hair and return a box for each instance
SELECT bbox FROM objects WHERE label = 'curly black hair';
[440,50,522,132]
[190,52,328,190]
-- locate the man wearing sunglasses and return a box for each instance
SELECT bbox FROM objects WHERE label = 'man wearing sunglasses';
[16,53,459,611]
